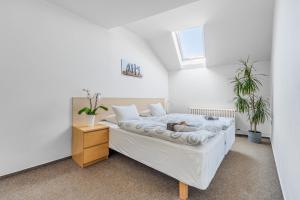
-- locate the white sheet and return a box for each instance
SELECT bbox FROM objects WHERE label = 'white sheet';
[101,121,235,190]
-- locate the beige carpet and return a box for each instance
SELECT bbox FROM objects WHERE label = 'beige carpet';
[0,137,283,200]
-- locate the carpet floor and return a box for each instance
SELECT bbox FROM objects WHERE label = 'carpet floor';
[0,136,283,200]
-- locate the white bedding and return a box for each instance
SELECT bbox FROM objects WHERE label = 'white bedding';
[101,120,235,190]
[115,113,234,146]
[118,120,217,146]
[143,113,234,131]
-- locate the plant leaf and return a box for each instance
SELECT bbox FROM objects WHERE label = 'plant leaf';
[78,107,91,115]
[234,95,249,113]
[97,105,108,111]
[91,105,108,115]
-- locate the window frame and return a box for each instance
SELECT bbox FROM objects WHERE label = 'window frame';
[172,26,206,66]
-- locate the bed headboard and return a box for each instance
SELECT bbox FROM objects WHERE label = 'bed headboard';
[72,97,165,126]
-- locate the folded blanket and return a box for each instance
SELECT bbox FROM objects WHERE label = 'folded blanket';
[173,125,199,132]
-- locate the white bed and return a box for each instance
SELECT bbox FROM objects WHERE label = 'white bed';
[100,121,235,190]
[72,97,235,199]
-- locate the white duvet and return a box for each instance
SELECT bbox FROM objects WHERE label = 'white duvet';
[144,113,234,130]
[117,113,234,146]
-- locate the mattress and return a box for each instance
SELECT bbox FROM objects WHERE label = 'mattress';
[100,121,235,190]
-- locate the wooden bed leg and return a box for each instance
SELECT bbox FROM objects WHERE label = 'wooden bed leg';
[179,181,188,200]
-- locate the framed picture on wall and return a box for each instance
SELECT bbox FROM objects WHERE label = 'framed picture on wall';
[121,59,143,78]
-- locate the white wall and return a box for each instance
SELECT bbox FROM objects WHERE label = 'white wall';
[0,0,168,176]
[271,0,300,199]
[169,61,271,137]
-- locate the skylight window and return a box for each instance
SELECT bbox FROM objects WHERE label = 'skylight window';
[172,26,206,67]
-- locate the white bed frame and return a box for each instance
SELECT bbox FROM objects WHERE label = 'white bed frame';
[72,97,235,200]
[104,122,235,200]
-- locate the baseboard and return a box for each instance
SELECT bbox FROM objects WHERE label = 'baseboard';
[0,156,71,179]
[235,133,270,139]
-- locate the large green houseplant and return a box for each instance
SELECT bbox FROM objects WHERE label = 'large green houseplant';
[232,58,270,143]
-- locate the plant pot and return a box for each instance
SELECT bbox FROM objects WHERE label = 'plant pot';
[248,130,262,143]
[87,115,96,127]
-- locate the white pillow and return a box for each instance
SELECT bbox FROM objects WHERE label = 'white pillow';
[149,103,166,116]
[112,105,140,122]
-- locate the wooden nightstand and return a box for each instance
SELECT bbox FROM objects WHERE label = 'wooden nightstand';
[72,124,109,168]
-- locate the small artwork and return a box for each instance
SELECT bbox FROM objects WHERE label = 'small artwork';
[121,59,143,78]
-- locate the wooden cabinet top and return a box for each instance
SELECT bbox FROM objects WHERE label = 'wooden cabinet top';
[73,124,109,133]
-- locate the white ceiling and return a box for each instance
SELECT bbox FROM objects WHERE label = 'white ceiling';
[46,0,199,28]
[126,0,275,70]
[46,0,274,71]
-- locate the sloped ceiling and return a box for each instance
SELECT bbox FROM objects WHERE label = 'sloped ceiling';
[125,0,275,70]
[45,0,199,28]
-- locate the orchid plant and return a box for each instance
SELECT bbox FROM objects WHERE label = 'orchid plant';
[78,89,108,116]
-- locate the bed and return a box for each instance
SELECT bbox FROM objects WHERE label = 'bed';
[72,97,235,200]
[101,120,235,189]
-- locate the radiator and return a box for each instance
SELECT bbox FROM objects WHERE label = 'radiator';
[189,107,235,118]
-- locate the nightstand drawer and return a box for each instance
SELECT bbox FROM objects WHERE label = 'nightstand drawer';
[83,143,108,164]
[84,130,108,148]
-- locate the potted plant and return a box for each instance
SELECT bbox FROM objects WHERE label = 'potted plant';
[232,58,270,143]
[78,89,108,127]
